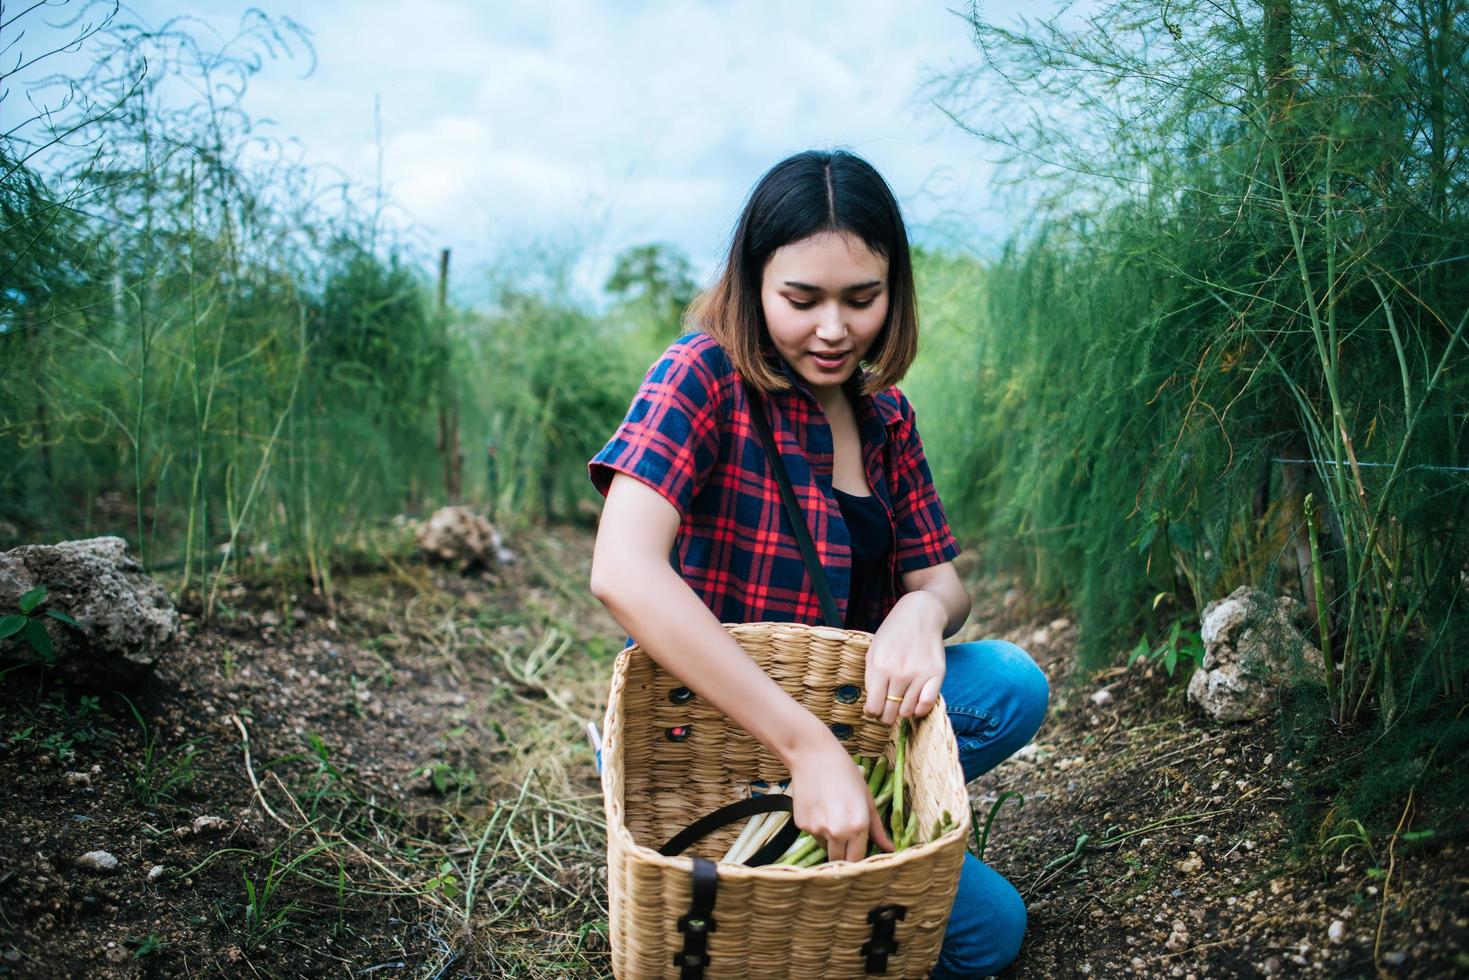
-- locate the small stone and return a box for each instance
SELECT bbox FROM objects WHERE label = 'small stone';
[62,771,91,788]
[1090,689,1114,707]
[192,815,229,835]
[76,850,118,873]
[3,950,20,963]
[146,865,166,882]
[1131,958,1145,972]
[1177,852,1203,874]
[1382,951,1406,967]
[105,945,128,964]
[1328,920,1346,944]
[1263,957,1281,974]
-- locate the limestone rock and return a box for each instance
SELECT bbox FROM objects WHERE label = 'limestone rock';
[1187,586,1323,722]
[76,850,118,873]
[0,537,178,687]
[414,506,516,572]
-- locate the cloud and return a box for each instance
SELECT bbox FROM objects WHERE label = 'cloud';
[53,0,1052,289]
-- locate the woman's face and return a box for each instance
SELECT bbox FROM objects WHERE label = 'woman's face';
[759,230,890,404]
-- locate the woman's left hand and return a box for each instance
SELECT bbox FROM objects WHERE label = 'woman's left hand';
[863,590,948,727]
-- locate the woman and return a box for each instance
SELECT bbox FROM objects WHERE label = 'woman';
[587,149,1048,978]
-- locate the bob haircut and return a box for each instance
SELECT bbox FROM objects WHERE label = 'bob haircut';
[687,149,919,396]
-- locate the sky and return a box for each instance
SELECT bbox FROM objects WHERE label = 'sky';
[7,0,1090,300]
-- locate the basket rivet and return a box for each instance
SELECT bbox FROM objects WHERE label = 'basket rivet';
[829,723,853,740]
[834,684,861,704]
[669,686,694,704]
[666,725,692,741]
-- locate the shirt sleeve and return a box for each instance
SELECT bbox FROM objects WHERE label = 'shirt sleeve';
[587,337,723,518]
[888,392,961,572]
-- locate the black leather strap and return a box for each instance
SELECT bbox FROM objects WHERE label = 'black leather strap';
[675,857,718,978]
[862,904,907,973]
[659,794,800,866]
[742,380,842,628]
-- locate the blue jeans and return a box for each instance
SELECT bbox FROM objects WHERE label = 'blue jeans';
[930,640,1050,979]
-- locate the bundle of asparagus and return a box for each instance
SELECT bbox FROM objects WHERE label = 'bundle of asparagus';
[719,718,959,868]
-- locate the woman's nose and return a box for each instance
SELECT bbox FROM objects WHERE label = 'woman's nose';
[815,303,847,341]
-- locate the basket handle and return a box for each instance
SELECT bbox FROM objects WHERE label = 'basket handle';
[658,794,801,867]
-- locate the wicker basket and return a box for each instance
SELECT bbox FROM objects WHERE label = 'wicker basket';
[601,622,972,979]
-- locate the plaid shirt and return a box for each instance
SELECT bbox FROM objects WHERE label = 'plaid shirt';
[588,331,959,632]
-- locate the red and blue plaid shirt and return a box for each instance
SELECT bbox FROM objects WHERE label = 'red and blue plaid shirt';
[588,331,960,632]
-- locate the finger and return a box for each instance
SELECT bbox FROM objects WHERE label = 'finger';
[882,681,906,726]
[864,669,890,717]
[898,679,923,719]
[869,793,895,852]
[913,674,944,718]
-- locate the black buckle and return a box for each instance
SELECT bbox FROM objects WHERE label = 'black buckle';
[862,904,906,973]
[674,857,718,979]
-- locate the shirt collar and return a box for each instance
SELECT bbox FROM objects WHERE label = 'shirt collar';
[769,354,904,432]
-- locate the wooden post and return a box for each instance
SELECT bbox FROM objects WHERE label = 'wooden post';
[435,247,463,504]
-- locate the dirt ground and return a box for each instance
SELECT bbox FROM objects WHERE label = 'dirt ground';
[0,524,1463,978]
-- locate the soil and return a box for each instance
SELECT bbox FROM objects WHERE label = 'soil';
[0,525,1463,978]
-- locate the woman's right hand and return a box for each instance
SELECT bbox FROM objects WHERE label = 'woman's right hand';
[787,738,895,862]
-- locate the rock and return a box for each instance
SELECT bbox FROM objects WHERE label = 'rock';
[1327,920,1346,944]
[414,506,516,572]
[1090,689,1114,707]
[192,815,229,835]
[1262,956,1282,974]
[1013,743,1049,764]
[1186,586,1323,722]
[1382,951,1406,966]
[76,850,118,873]
[146,865,166,882]
[1177,853,1203,874]
[62,771,92,788]
[0,537,179,686]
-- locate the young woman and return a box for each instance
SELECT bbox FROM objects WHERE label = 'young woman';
[587,149,1048,978]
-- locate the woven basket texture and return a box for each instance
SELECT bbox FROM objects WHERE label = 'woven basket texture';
[602,622,971,979]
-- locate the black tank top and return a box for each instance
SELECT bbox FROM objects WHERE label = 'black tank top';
[834,488,892,631]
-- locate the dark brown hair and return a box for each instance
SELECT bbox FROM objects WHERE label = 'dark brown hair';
[687,149,919,395]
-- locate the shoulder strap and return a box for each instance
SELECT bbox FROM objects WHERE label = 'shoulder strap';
[741,379,842,628]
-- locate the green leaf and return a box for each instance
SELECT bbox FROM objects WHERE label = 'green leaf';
[1164,648,1179,675]
[0,615,25,640]
[1400,829,1435,841]
[1136,524,1159,555]
[19,585,46,615]
[1167,523,1194,551]
[1127,636,1150,667]
[23,618,53,662]
[46,609,83,629]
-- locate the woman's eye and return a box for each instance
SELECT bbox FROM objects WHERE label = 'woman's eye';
[850,297,876,309]
[788,298,816,310]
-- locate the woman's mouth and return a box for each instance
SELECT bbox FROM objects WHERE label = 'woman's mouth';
[809,350,851,371]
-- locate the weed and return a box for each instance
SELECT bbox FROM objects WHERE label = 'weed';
[126,934,165,958]
[0,585,83,665]
[1128,620,1206,678]
[972,791,1025,862]
[123,698,201,806]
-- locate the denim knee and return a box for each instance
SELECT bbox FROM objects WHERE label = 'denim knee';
[996,640,1049,751]
[932,854,1028,979]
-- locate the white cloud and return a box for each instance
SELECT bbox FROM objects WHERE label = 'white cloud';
[18,0,1067,294]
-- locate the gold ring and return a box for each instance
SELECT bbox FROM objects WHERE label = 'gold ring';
[885,695,904,703]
